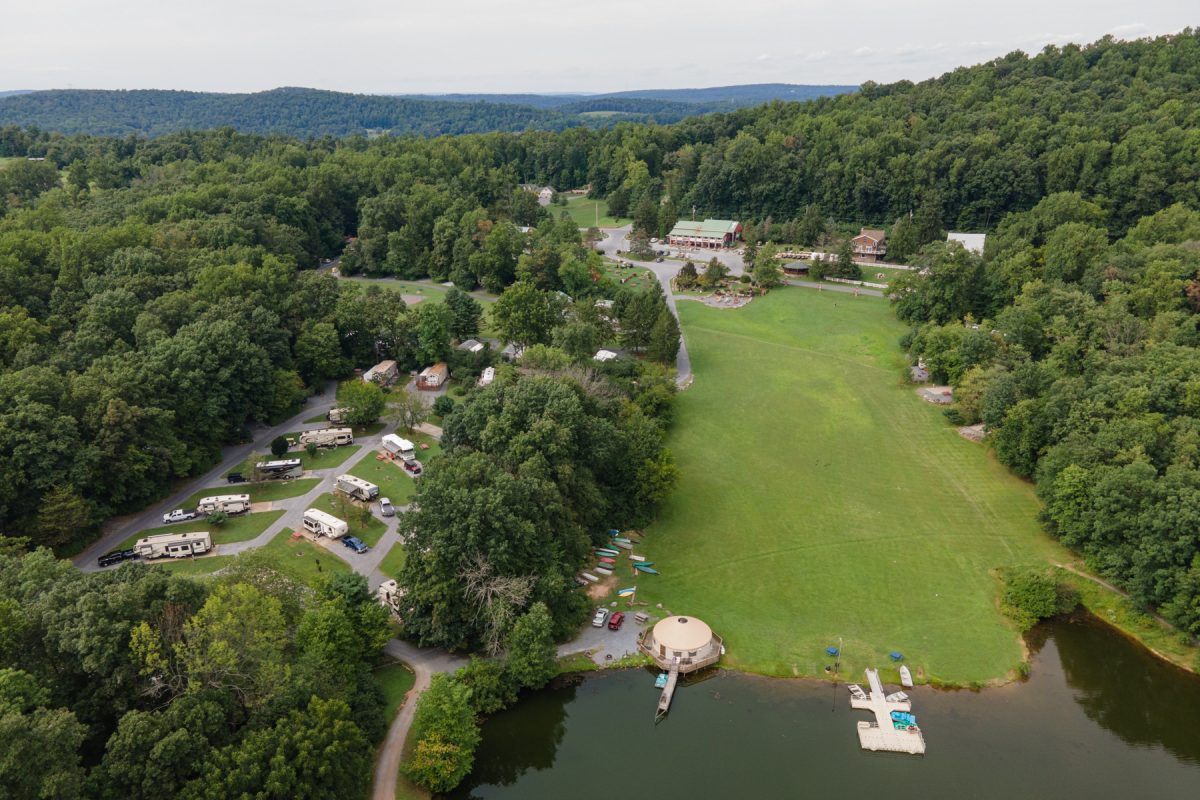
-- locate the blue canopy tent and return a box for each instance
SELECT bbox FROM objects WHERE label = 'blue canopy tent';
[889,651,904,661]
[825,646,840,656]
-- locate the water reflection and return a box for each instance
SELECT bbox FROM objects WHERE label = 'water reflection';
[1038,613,1200,764]
[452,614,1200,799]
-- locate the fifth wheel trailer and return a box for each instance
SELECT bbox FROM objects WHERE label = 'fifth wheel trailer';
[335,474,379,502]
[196,494,251,515]
[298,427,354,448]
[302,508,349,539]
[134,531,211,559]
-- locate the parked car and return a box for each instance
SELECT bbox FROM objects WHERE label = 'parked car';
[226,472,247,484]
[591,608,610,627]
[607,611,625,631]
[402,458,423,475]
[341,536,369,554]
[97,549,138,568]
[379,497,395,517]
[655,257,664,262]
[161,508,197,524]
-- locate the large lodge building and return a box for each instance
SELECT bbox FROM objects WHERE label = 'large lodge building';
[667,219,742,250]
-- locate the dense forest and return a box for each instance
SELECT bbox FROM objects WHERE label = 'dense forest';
[0,84,856,139]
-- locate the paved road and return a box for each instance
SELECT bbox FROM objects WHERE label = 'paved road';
[371,639,466,800]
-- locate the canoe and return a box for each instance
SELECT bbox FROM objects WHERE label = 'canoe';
[594,548,619,557]
[612,537,632,544]
[613,541,633,550]
[598,557,616,564]
[596,567,613,576]
[629,555,646,562]
[899,666,913,688]
[634,564,660,574]
[631,561,654,568]
[580,573,599,583]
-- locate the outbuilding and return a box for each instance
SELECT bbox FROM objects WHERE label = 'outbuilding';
[363,360,399,386]
[457,339,485,353]
[416,362,449,390]
[947,231,986,255]
[639,615,723,674]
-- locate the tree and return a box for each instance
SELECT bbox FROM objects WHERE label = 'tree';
[270,435,290,458]
[702,258,728,287]
[386,391,428,433]
[444,287,483,340]
[796,204,827,246]
[833,239,861,279]
[339,379,386,427]
[742,237,758,269]
[647,309,681,364]
[294,321,346,383]
[432,395,455,417]
[888,215,920,263]
[404,674,480,793]
[502,602,556,692]
[414,301,453,366]
[0,669,87,800]
[34,485,93,549]
[751,244,784,288]
[491,280,560,349]
[675,261,698,289]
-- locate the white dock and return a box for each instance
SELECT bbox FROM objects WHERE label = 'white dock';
[850,668,926,755]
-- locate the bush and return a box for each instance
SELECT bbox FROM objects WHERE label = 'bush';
[270,435,290,458]
[432,396,455,417]
[305,442,318,458]
[450,385,466,397]
[404,674,480,793]
[739,273,752,284]
[1002,569,1077,630]
[206,511,229,527]
[942,408,965,425]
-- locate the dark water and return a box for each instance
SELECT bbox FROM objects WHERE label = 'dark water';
[451,614,1200,800]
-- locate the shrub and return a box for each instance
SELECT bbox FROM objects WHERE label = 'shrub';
[1002,569,1077,630]
[305,442,318,458]
[206,511,229,527]
[450,384,466,397]
[270,435,289,458]
[432,396,455,417]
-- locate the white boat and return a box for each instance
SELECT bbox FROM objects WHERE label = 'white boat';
[580,572,599,583]
[613,540,633,550]
[899,666,913,688]
[629,554,646,562]
[596,567,613,575]
[885,691,909,703]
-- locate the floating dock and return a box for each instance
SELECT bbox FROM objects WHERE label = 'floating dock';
[850,668,926,755]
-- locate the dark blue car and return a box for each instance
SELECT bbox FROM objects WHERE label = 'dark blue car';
[341,535,369,554]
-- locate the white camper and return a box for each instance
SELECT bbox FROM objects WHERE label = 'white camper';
[381,434,415,460]
[254,459,303,481]
[196,494,251,515]
[302,508,349,539]
[298,427,354,448]
[327,407,350,424]
[335,474,379,501]
[134,531,211,559]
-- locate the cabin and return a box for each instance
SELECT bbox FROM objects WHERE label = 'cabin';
[416,362,449,390]
[851,228,887,262]
[947,232,986,255]
[519,183,555,206]
[362,359,399,386]
[667,219,742,250]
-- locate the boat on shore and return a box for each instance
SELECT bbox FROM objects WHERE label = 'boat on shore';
[634,564,660,574]
[899,666,913,688]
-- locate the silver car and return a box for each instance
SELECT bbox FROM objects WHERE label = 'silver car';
[379,497,395,517]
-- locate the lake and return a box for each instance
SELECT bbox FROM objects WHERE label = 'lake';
[452,614,1200,799]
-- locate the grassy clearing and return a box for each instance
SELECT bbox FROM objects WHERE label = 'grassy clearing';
[309,492,387,547]
[299,444,362,471]
[379,542,407,580]
[347,434,441,505]
[374,659,416,719]
[303,412,328,424]
[601,260,657,292]
[637,287,1070,683]
[152,527,353,586]
[564,195,624,227]
[175,479,320,511]
[154,553,236,578]
[120,510,285,550]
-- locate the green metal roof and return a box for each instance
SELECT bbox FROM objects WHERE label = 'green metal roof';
[669,219,739,238]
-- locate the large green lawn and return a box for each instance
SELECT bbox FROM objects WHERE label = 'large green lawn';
[563,195,624,227]
[636,288,1068,684]
[175,479,320,511]
[120,510,285,550]
[379,542,407,580]
[347,434,441,505]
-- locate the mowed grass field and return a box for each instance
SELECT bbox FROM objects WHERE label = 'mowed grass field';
[636,288,1068,683]
[564,195,624,227]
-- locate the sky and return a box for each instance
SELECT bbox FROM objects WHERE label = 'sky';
[2,1,1194,94]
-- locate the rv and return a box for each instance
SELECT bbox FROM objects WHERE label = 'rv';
[335,474,379,502]
[254,459,303,481]
[302,508,349,539]
[327,407,350,424]
[134,531,211,559]
[196,494,251,515]
[298,427,354,448]
[381,434,415,460]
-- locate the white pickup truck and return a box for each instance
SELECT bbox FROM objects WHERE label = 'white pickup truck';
[161,508,198,524]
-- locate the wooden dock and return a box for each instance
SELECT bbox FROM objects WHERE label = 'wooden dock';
[849,668,926,755]
[655,660,680,723]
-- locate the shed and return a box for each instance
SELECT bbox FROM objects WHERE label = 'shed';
[416,362,449,390]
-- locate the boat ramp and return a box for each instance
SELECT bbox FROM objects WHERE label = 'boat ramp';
[849,668,926,755]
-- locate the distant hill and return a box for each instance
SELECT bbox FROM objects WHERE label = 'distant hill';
[0,90,32,99]
[0,83,857,138]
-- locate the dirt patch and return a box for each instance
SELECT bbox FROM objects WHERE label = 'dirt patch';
[400,294,426,306]
[958,424,986,442]
[917,385,953,405]
[702,292,753,309]
[249,501,274,513]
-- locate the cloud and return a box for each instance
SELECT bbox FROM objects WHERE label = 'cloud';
[757,53,771,61]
